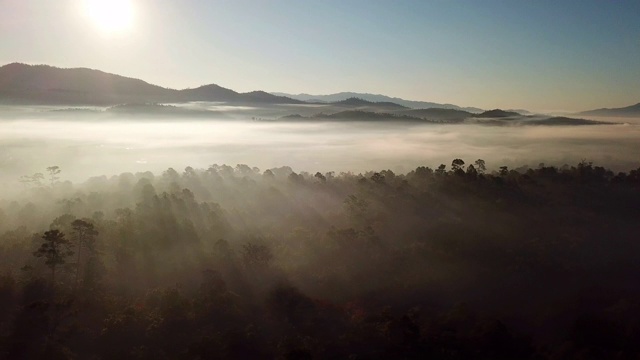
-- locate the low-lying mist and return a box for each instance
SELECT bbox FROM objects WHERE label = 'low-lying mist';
[2,108,640,358]
[2,115,640,190]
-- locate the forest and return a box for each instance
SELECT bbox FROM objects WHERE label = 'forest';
[1,159,639,359]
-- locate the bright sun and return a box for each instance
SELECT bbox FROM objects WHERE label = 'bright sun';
[84,0,134,34]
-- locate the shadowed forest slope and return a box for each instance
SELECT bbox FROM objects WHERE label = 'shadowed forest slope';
[1,160,639,359]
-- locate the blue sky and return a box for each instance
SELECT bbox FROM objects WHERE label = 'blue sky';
[1,0,639,111]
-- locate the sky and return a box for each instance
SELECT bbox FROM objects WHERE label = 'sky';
[0,0,639,112]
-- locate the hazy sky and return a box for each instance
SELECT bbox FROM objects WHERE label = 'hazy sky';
[1,0,639,112]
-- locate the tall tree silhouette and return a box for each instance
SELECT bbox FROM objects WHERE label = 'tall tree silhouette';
[474,159,487,174]
[46,166,61,187]
[33,230,73,291]
[71,219,98,291]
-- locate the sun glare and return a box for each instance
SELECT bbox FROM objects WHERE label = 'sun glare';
[84,0,134,34]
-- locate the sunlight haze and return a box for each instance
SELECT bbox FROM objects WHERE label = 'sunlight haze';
[1,0,638,112]
[83,0,135,35]
[2,2,640,358]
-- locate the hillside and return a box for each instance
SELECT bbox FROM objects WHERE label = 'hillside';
[474,109,522,118]
[332,97,406,109]
[0,63,178,105]
[179,84,239,102]
[527,116,612,126]
[316,110,424,121]
[271,91,484,112]
[0,63,301,105]
[238,90,303,104]
[577,102,640,117]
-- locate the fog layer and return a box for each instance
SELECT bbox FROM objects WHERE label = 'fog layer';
[2,117,639,189]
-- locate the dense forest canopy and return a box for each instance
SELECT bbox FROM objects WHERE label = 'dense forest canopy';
[1,159,639,359]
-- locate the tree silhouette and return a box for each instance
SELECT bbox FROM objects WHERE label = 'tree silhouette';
[370,172,385,184]
[466,164,478,178]
[71,219,98,291]
[451,159,466,176]
[474,159,487,174]
[33,230,73,290]
[19,173,45,187]
[451,159,465,172]
[46,166,61,187]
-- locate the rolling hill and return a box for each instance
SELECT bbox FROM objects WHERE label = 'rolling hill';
[330,97,407,109]
[474,109,522,118]
[0,63,302,105]
[271,91,484,112]
[577,103,640,117]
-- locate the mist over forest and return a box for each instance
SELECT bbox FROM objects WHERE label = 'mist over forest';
[4,0,640,357]
[1,100,640,359]
[2,105,639,188]
[1,56,640,359]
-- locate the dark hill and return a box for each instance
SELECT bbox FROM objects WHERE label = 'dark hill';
[333,97,406,109]
[0,63,302,105]
[475,109,522,118]
[239,90,303,104]
[334,97,373,106]
[179,84,239,102]
[0,63,177,105]
[577,103,640,117]
[375,101,408,109]
[314,110,426,122]
[528,116,612,126]
[272,91,484,112]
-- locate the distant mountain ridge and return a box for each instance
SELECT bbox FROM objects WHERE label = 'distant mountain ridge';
[0,63,178,105]
[1,62,480,110]
[277,108,611,127]
[3,63,630,118]
[577,103,640,117]
[328,97,408,109]
[474,109,521,118]
[0,63,303,105]
[271,91,484,113]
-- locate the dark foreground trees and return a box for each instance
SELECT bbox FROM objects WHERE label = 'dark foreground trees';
[0,160,639,358]
[33,230,73,290]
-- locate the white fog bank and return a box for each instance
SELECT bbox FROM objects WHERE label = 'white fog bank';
[1,118,639,189]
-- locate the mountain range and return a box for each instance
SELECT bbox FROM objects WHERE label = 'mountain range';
[0,63,637,118]
[576,103,640,117]
[0,63,481,111]
[270,91,484,113]
[0,63,303,106]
